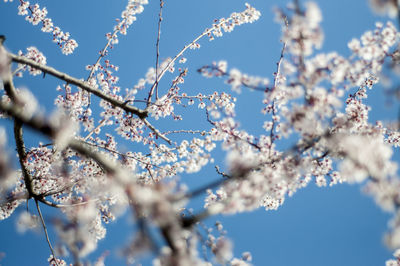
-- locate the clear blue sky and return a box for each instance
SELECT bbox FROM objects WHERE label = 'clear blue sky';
[0,0,397,265]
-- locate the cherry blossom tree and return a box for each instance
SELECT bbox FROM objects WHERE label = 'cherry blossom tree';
[1,0,400,265]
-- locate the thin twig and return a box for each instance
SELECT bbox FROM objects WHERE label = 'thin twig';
[197,65,270,92]
[12,65,25,76]
[215,165,230,179]
[268,31,287,158]
[205,109,261,151]
[163,129,209,136]
[147,0,164,105]
[81,140,177,176]
[83,119,106,141]
[35,199,59,266]
[86,5,138,82]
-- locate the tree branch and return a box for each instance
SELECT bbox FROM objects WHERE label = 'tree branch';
[7,52,174,144]
[0,46,36,199]
[8,53,148,119]
[146,14,245,107]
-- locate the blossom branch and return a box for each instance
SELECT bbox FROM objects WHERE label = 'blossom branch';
[7,51,173,144]
[197,64,270,92]
[8,52,147,118]
[146,3,260,106]
[205,109,261,150]
[147,24,216,102]
[163,129,209,136]
[81,140,177,176]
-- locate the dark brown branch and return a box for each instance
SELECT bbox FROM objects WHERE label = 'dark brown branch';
[0,99,131,177]
[0,42,36,199]
[0,35,5,45]
[0,100,55,136]
[13,121,35,197]
[181,206,222,229]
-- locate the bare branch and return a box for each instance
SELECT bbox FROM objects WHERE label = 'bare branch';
[35,199,59,266]
[147,0,165,106]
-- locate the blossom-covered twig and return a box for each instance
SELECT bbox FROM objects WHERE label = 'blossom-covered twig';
[146,3,261,105]
[7,51,172,144]
[197,62,270,93]
[11,0,78,55]
[86,0,149,81]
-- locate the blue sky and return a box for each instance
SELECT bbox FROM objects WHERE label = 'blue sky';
[0,0,398,265]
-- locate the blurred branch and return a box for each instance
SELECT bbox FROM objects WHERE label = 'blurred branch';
[1,40,35,199]
[0,99,184,253]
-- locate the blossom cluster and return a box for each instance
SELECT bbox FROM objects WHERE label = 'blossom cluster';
[10,0,78,54]
[15,46,46,76]
[106,0,149,45]
[386,248,400,266]
[206,3,261,41]
[275,2,323,56]
[186,3,260,51]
